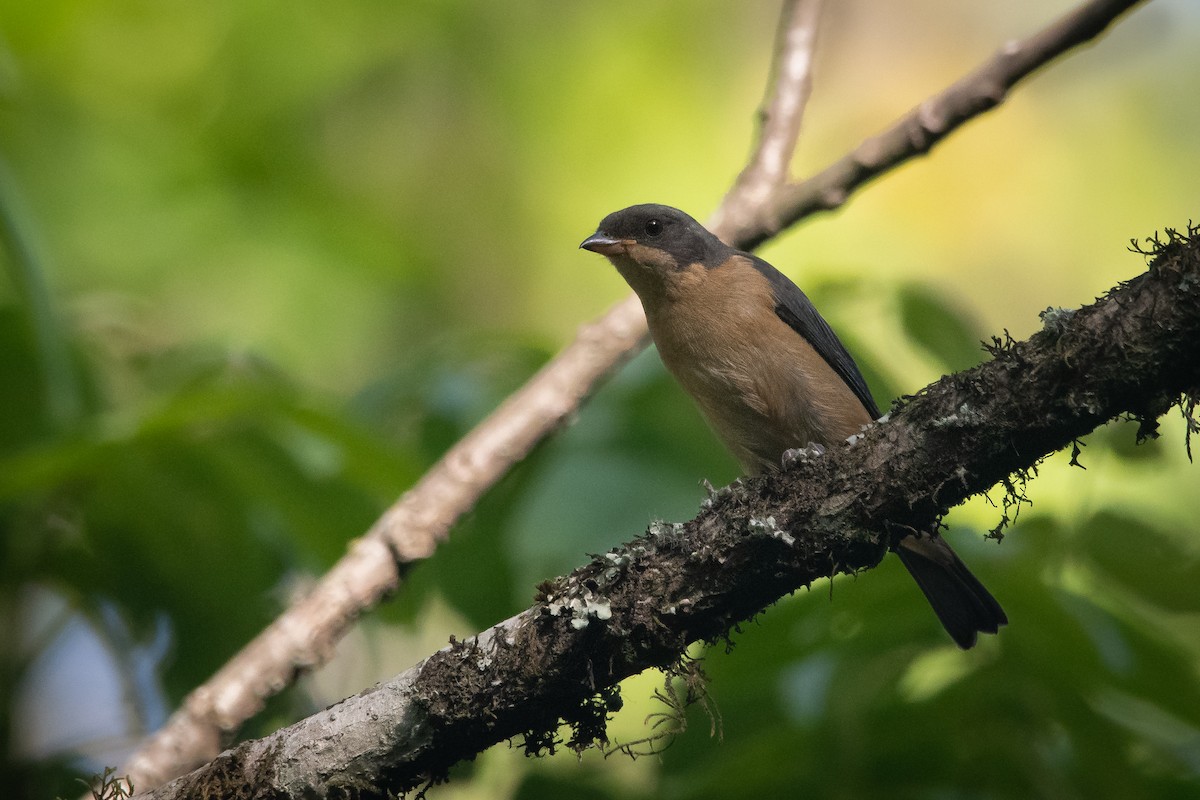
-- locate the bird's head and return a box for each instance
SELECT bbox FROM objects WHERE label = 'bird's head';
[580,204,730,297]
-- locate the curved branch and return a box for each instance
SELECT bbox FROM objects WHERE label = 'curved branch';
[739,0,1146,250]
[141,228,1200,800]
[120,0,1149,791]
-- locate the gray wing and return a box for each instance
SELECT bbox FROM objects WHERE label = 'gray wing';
[746,255,881,420]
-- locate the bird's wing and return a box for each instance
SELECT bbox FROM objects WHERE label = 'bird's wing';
[744,254,882,420]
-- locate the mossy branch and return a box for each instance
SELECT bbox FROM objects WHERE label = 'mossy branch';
[140,227,1200,800]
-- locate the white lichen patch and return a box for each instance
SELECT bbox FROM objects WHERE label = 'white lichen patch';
[1039,306,1077,333]
[932,402,983,428]
[647,520,684,538]
[604,550,631,567]
[748,515,796,546]
[547,585,613,630]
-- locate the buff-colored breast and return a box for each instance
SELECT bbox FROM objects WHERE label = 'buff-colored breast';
[644,257,872,475]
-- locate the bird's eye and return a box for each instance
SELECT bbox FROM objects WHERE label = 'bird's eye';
[644,218,663,237]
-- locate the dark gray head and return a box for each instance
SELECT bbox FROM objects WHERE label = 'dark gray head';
[580,204,731,272]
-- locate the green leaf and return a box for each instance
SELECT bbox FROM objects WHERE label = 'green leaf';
[897,283,985,373]
[0,306,53,456]
[1085,510,1200,612]
[0,160,84,430]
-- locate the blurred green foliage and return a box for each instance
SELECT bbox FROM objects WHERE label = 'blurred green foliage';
[3,1,1200,799]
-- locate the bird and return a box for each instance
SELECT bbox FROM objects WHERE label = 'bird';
[580,203,1006,648]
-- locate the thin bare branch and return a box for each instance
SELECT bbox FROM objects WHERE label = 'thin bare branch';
[735,0,1147,251]
[708,0,823,240]
[120,0,1147,791]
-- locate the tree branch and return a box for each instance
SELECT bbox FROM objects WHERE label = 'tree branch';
[739,0,1146,250]
[708,0,822,240]
[142,227,1200,800]
[120,0,1149,791]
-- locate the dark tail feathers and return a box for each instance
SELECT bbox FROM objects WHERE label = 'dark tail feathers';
[895,534,1007,649]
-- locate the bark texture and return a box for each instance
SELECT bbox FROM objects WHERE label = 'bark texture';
[143,228,1199,800]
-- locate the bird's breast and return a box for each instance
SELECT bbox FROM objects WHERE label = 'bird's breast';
[646,262,871,474]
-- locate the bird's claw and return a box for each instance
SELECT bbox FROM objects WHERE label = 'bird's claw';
[781,442,826,468]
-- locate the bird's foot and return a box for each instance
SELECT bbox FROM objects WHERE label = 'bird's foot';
[781,442,826,469]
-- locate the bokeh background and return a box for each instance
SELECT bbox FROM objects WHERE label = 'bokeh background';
[3,1,1200,798]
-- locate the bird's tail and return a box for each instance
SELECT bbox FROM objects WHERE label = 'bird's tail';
[894,533,1007,649]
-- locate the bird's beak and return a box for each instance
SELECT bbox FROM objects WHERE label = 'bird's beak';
[579,232,626,256]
